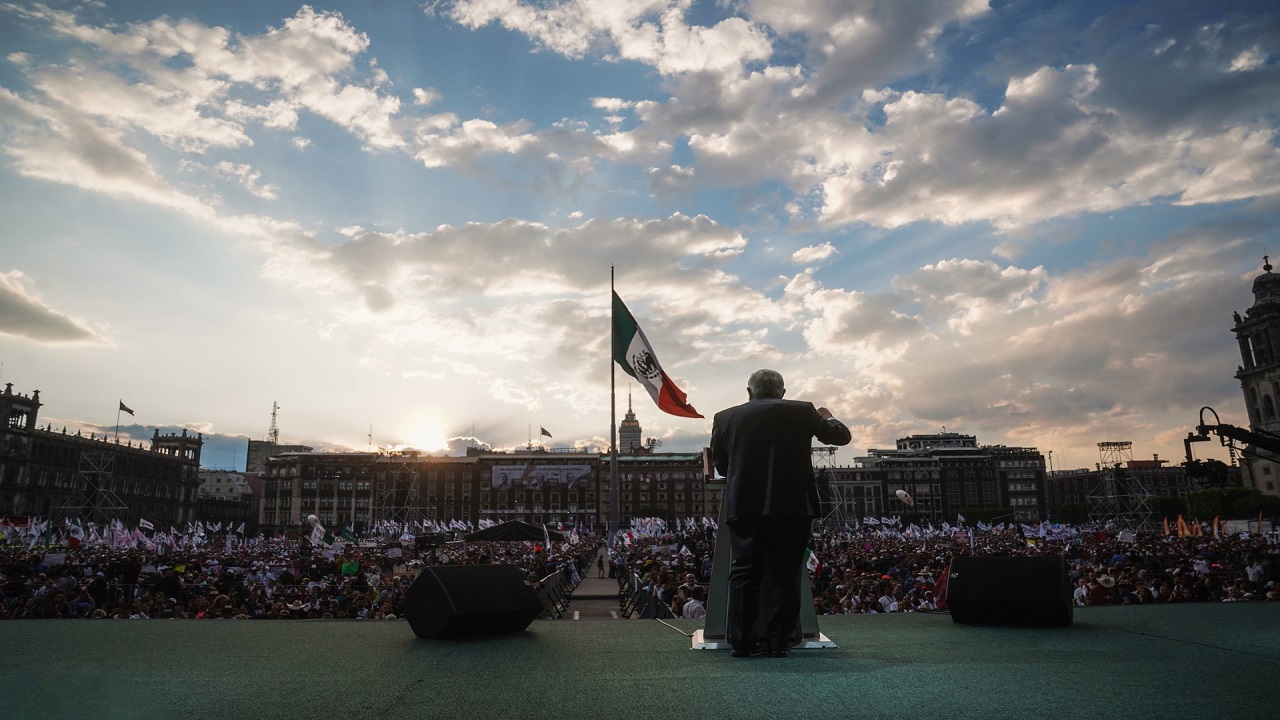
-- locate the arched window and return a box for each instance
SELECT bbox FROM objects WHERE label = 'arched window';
[1264,394,1276,421]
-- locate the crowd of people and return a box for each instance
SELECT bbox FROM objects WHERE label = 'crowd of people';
[0,532,598,621]
[612,523,1280,617]
[6,519,1277,621]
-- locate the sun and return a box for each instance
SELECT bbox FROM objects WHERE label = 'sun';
[400,414,450,453]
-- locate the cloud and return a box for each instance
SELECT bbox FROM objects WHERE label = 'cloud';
[489,378,541,410]
[0,270,108,344]
[0,86,215,216]
[811,66,1280,229]
[14,1,1273,237]
[2,5,407,163]
[742,0,990,102]
[413,87,441,106]
[788,229,1258,460]
[210,161,278,200]
[446,0,773,76]
[791,242,837,264]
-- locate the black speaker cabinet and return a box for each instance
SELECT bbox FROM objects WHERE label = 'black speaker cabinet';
[405,564,544,639]
[947,555,1073,626]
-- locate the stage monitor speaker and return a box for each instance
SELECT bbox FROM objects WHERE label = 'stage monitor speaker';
[947,555,1073,627]
[405,564,544,639]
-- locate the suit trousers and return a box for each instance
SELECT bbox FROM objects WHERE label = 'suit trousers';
[726,516,811,652]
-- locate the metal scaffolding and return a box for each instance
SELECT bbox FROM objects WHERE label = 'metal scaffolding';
[812,446,845,530]
[371,461,436,535]
[1087,441,1157,531]
[54,450,128,529]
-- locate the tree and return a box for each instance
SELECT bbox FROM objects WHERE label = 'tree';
[1185,487,1280,520]
[1150,495,1187,519]
[1056,503,1088,525]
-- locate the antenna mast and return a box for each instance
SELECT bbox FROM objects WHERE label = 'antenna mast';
[268,401,280,444]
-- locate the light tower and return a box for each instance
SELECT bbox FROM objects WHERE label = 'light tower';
[1087,441,1155,531]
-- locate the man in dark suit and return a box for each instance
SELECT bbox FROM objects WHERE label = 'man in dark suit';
[710,369,851,657]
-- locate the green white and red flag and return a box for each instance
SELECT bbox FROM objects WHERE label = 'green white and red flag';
[612,291,702,418]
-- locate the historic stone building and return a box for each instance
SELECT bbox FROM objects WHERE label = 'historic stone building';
[257,439,714,533]
[618,395,643,454]
[1233,258,1280,496]
[1043,457,1210,518]
[196,469,255,531]
[824,432,1047,523]
[0,383,202,526]
[605,452,714,522]
[259,448,610,532]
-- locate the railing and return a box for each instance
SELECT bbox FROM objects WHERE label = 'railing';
[536,570,570,618]
[536,555,589,619]
[614,560,674,619]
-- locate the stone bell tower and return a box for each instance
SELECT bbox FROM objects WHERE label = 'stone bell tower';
[1232,257,1280,495]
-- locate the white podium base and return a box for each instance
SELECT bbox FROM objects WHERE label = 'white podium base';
[691,629,837,650]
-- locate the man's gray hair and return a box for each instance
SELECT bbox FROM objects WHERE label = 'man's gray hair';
[748,369,785,399]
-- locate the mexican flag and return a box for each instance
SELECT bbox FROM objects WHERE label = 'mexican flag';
[612,291,702,418]
[805,548,821,575]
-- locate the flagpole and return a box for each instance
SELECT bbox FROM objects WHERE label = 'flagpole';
[114,403,121,443]
[609,266,619,539]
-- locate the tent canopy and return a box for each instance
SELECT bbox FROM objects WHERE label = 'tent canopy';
[463,520,564,543]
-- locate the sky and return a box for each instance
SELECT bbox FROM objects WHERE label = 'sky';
[0,0,1277,473]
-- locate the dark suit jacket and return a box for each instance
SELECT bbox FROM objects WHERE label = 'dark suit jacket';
[710,398,852,522]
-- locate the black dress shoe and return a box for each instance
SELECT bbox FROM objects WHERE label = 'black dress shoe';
[731,647,765,658]
[767,649,790,658]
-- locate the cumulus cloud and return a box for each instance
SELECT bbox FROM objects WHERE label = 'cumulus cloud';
[791,242,837,264]
[816,66,1280,229]
[742,0,990,102]
[446,0,773,76]
[9,1,1272,236]
[788,231,1256,461]
[412,87,442,106]
[209,161,278,200]
[0,86,215,216]
[1,5,407,167]
[0,270,107,344]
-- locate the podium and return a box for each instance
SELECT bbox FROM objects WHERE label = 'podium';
[691,478,836,650]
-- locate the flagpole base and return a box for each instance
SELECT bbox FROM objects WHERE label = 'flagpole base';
[691,629,837,650]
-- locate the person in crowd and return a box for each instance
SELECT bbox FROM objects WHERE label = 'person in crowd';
[682,586,707,619]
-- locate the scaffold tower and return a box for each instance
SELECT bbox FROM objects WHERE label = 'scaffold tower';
[371,457,437,535]
[1087,441,1156,531]
[812,446,846,530]
[54,450,128,529]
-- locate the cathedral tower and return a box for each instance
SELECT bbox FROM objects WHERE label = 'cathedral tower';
[1233,257,1280,494]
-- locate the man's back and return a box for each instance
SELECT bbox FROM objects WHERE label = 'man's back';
[711,397,851,522]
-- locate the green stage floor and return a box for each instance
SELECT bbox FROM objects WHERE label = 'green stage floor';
[3,603,1278,720]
